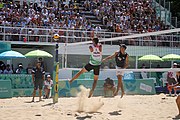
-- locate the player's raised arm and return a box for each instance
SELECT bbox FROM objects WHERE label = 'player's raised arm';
[102,52,118,62]
[99,43,102,52]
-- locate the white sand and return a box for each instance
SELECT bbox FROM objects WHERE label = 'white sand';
[76,85,104,113]
[0,93,179,120]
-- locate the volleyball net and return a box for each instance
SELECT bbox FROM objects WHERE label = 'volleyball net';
[57,28,180,75]
[67,28,180,46]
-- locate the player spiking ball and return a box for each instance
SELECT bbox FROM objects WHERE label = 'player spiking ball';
[69,38,102,98]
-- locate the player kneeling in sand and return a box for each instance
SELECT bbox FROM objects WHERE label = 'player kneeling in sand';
[69,38,102,98]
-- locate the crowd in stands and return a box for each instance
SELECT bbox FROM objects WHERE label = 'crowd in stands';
[0,0,170,33]
[0,0,93,42]
[84,0,170,33]
[0,0,179,47]
[0,0,90,30]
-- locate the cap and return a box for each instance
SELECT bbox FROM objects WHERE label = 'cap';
[119,44,127,49]
[19,64,22,67]
[47,75,51,78]
[173,63,178,66]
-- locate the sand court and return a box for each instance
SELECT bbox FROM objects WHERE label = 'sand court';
[0,91,179,120]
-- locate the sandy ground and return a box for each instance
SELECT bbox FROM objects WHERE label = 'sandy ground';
[0,93,179,120]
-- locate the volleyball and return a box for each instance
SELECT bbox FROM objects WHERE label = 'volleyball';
[53,33,60,40]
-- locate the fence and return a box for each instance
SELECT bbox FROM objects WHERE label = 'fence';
[0,25,179,47]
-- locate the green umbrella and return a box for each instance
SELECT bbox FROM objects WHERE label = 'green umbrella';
[138,54,163,61]
[138,54,163,76]
[25,50,53,58]
[162,54,180,61]
[162,54,180,67]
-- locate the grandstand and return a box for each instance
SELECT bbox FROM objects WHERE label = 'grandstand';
[0,0,179,71]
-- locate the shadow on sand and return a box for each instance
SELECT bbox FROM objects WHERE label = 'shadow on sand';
[24,101,34,103]
[76,115,92,120]
[41,103,54,107]
[75,111,102,120]
[109,110,122,116]
[172,115,180,120]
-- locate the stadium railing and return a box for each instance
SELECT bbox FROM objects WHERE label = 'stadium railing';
[0,25,179,47]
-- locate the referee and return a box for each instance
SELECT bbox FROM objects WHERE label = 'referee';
[31,61,45,102]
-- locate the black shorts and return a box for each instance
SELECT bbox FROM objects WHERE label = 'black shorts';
[84,63,100,75]
[34,79,43,90]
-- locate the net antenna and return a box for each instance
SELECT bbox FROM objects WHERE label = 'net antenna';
[67,28,180,46]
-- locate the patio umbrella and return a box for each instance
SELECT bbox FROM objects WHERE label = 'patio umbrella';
[162,54,180,67]
[0,50,26,72]
[138,54,163,77]
[138,54,163,68]
[0,50,25,58]
[162,54,180,61]
[25,50,53,58]
[138,54,163,61]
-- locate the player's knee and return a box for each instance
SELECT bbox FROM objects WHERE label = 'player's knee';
[94,75,98,81]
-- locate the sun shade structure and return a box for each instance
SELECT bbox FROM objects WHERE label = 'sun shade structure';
[162,54,180,61]
[138,54,163,61]
[25,50,53,58]
[0,50,25,58]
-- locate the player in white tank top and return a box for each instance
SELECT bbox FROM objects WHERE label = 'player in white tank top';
[69,38,102,98]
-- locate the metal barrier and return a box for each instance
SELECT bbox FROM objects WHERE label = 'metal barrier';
[0,25,179,47]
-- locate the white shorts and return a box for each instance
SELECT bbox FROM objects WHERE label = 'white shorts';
[116,66,124,76]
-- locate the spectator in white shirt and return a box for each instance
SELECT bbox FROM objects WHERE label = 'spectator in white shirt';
[44,75,53,99]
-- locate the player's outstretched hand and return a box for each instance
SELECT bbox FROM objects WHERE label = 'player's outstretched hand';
[102,59,106,62]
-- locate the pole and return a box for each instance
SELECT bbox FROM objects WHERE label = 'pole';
[135,56,138,69]
[64,41,67,68]
[53,61,59,103]
[159,0,161,20]
[164,0,166,25]
[53,36,59,103]
[56,44,58,62]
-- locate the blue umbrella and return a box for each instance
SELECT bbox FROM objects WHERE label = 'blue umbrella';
[0,50,25,58]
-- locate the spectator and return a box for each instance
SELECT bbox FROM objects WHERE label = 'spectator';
[167,63,178,96]
[156,64,162,82]
[0,61,5,72]
[44,74,53,99]
[140,64,148,79]
[26,63,33,74]
[15,63,26,74]
[0,67,3,74]
[3,64,13,74]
